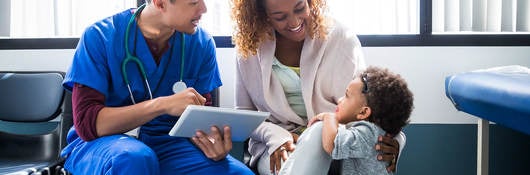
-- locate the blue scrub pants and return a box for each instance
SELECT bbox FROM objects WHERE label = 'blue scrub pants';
[61,128,253,175]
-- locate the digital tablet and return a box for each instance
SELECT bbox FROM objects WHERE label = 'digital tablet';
[168,105,269,141]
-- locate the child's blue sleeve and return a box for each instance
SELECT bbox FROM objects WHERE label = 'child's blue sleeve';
[331,121,378,159]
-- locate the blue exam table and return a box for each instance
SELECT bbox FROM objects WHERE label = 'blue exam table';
[445,65,530,175]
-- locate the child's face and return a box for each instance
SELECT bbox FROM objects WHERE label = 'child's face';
[335,77,369,124]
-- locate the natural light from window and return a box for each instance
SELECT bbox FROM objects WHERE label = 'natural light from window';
[5,0,419,38]
[327,0,419,34]
[9,0,136,38]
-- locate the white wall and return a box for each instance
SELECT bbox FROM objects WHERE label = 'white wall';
[364,47,530,124]
[1,47,529,124]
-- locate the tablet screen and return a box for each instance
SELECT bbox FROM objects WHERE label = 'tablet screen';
[168,105,269,141]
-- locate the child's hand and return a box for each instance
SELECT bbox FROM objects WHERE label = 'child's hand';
[308,112,333,127]
[308,114,323,127]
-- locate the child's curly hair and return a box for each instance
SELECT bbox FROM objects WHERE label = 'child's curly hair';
[362,66,414,135]
[231,0,329,58]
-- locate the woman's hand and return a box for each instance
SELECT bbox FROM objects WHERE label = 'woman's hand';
[375,134,400,172]
[191,125,232,161]
[290,132,299,144]
[270,141,295,174]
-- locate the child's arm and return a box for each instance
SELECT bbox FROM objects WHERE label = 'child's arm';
[310,112,339,155]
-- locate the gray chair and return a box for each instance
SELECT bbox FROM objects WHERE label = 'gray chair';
[0,71,72,175]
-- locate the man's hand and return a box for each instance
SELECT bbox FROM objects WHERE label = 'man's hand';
[191,125,232,161]
[163,88,206,116]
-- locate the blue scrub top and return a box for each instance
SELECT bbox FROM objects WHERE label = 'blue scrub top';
[63,8,222,134]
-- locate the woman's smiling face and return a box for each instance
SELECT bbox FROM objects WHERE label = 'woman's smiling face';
[264,0,311,42]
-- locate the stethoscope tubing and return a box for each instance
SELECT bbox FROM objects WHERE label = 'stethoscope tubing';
[122,4,185,104]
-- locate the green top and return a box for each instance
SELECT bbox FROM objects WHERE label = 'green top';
[271,58,307,118]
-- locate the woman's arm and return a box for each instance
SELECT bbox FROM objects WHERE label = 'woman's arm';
[234,59,257,111]
[235,57,294,152]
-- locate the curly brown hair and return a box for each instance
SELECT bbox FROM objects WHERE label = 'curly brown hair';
[362,66,414,135]
[231,0,329,58]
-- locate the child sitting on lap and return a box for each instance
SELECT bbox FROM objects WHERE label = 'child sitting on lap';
[280,66,414,175]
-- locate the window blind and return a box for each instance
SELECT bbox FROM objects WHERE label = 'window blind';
[433,0,530,33]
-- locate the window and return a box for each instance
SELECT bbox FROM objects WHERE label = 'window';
[3,0,419,37]
[0,0,529,49]
[432,0,530,34]
[204,0,420,35]
[7,0,137,38]
[327,0,419,34]
[201,0,233,36]
[4,0,236,38]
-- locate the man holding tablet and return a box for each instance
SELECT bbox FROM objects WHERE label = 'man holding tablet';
[169,105,269,142]
[59,0,253,174]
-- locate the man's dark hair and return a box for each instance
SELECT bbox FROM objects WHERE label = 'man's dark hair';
[361,66,414,135]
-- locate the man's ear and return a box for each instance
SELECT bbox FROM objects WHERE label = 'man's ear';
[152,0,165,10]
[357,107,371,120]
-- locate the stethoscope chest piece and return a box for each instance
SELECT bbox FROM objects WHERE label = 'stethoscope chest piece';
[172,81,187,93]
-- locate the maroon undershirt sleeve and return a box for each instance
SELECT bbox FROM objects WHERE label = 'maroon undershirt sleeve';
[72,83,105,141]
[73,82,213,141]
[203,92,212,106]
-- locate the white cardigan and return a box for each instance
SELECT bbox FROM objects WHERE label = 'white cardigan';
[235,22,368,166]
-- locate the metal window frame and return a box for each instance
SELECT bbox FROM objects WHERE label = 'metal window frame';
[1,0,529,50]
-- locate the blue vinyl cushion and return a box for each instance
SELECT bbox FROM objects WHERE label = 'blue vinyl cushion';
[445,66,530,135]
[0,72,64,122]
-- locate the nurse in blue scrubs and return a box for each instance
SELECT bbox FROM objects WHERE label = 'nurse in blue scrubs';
[60,0,253,174]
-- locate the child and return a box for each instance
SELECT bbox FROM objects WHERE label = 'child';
[279,66,414,175]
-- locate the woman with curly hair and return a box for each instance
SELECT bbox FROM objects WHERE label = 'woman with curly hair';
[231,0,405,174]
[280,66,414,175]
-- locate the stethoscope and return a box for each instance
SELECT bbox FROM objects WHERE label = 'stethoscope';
[123,4,187,104]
